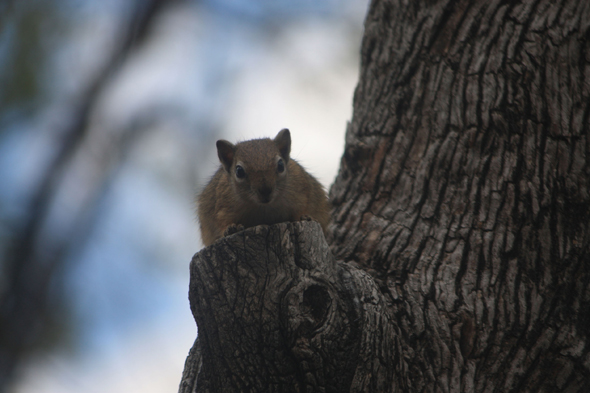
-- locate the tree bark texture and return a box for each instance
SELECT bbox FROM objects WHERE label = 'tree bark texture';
[179,221,401,392]
[328,0,590,391]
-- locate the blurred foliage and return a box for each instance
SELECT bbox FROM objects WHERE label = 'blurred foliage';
[0,0,173,388]
[0,0,64,120]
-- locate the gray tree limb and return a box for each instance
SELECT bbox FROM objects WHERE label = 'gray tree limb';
[179,221,402,392]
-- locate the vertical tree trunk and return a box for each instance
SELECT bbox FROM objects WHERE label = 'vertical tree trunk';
[329,0,590,391]
[181,0,590,391]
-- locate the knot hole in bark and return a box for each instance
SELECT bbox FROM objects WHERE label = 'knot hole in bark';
[284,282,333,341]
[303,285,331,323]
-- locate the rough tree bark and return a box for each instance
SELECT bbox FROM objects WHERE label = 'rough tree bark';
[181,0,590,392]
[180,221,401,392]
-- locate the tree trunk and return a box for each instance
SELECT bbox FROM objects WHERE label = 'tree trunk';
[181,0,590,391]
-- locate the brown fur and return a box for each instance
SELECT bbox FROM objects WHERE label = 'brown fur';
[197,129,330,246]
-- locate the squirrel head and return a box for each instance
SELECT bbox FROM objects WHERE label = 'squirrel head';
[216,129,291,205]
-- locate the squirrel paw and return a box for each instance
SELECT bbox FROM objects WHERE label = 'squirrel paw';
[223,223,245,237]
[300,215,315,222]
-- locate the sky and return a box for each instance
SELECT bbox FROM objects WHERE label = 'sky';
[1,0,369,391]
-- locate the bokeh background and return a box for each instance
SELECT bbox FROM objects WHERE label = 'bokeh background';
[0,0,368,391]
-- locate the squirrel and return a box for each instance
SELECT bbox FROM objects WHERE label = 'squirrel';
[197,128,330,247]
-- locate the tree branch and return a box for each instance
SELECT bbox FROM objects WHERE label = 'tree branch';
[180,221,403,393]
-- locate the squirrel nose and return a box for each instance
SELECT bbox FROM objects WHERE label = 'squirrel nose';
[258,186,272,203]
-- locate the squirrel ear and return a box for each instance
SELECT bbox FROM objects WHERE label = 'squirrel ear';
[274,128,291,162]
[216,140,235,173]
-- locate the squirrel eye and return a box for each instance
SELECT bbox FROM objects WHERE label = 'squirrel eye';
[277,159,285,173]
[235,165,246,179]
